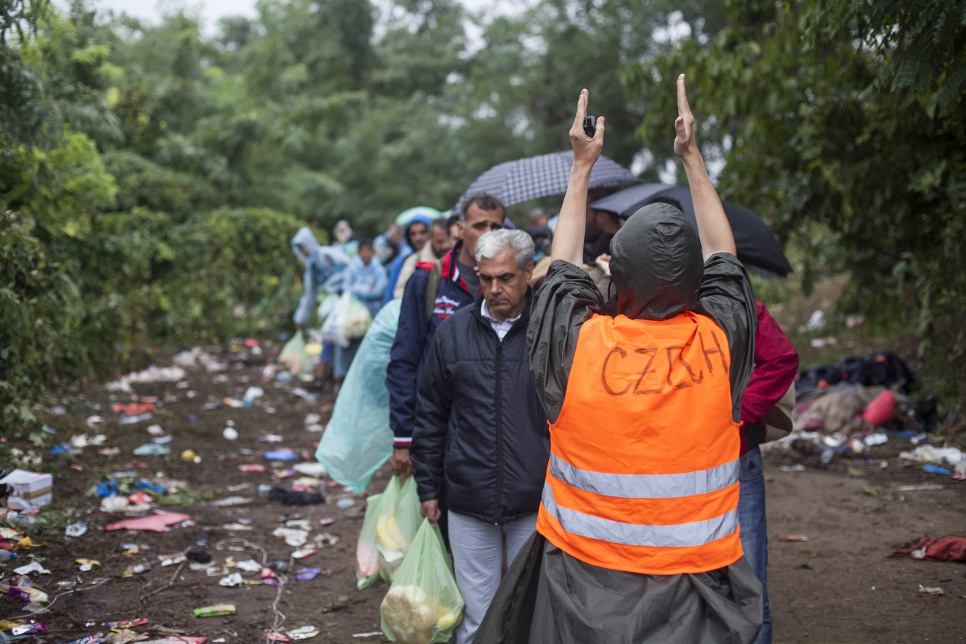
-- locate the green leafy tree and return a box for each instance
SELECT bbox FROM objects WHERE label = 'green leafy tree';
[624,0,966,352]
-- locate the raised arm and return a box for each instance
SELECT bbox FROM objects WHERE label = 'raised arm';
[552,89,606,266]
[673,74,736,260]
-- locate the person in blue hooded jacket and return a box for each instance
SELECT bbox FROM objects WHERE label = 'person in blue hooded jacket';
[291,218,350,328]
[326,238,388,383]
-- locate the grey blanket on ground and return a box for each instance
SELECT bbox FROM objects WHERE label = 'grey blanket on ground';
[474,532,763,644]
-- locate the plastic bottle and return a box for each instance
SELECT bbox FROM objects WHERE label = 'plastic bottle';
[0,548,16,562]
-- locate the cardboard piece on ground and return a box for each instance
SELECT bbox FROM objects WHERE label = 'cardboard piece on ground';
[0,469,53,510]
[106,511,191,532]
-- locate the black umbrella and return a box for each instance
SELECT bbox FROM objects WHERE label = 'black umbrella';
[454,151,638,215]
[589,183,793,276]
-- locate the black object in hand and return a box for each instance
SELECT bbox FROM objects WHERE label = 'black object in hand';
[583,115,597,138]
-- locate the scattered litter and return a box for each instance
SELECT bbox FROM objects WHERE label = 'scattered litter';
[107,617,149,628]
[210,496,253,507]
[146,424,166,436]
[918,584,943,595]
[863,432,889,447]
[296,567,324,581]
[119,413,155,425]
[336,498,356,510]
[922,464,953,476]
[13,561,51,575]
[319,518,336,527]
[353,633,384,639]
[777,535,810,542]
[888,537,966,562]
[899,445,964,466]
[133,443,170,456]
[265,450,298,461]
[272,527,309,547]
[0,469,53,510]
[193,604,236,617]
[76,558,100,571]
[161,555,186,566]
[106,511,191,532]
[292,548,317,559]
[778,464,806,473]
[239,464,267,472]
[260,434,285,443]
[219,573,244,588]
[895,484,944,492]
[235,559,263,572]
[287,626,319,641]
[66,522,89,537]
[223,427,239,440]
[9,622,47,636]
[181,449,201,463]
[293,462,326,478]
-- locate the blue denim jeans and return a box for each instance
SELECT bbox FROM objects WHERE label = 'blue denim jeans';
[738,447,771,644]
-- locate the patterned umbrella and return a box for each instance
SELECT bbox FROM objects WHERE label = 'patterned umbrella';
[590,183,793,276]
[453,151,638,215]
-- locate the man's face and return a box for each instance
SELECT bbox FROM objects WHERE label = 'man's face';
[408,222,429,251]
[430,225,453,257]
[479,248,532,322]
[358,245,374,265]
[461,204,505,263]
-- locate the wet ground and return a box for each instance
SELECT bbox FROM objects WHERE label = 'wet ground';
[1,343,964,643]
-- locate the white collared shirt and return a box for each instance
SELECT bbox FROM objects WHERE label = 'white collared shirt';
[481,300,521,342]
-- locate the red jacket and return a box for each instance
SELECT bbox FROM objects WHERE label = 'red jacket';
[740,301,799,453]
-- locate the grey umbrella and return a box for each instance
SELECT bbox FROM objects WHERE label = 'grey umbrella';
[454,151,638,215]
[590,183,793,276]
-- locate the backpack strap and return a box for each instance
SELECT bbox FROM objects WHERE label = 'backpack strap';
[424,260,442,320]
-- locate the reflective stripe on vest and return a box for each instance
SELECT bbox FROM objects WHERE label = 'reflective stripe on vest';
[541,482,738,548]
[550,452,738,500]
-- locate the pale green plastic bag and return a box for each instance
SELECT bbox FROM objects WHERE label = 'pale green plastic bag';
[376,475,422,584]
[277,329,313,380]
[357,491,386,589]
[381,518,464,644]
[315,300,399,493]
[356,475,422,590]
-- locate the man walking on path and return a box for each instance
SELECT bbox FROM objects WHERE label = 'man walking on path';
[412,229,550,644]
[386,194,505,481]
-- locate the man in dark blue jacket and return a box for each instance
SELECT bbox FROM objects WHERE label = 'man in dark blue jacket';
[386,193,505,479]
[412,229,550,644]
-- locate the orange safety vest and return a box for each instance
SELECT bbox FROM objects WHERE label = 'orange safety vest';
[536,311,743,575]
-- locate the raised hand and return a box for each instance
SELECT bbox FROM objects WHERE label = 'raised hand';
[570,89,605,169]
[673,74,698,160]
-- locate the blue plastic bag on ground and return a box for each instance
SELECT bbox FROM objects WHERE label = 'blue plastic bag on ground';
[315,299,400,493]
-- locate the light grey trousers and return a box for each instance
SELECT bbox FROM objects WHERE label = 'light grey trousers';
[449,511,537,644]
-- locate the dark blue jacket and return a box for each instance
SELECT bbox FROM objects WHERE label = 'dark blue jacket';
[386,242,476,449]
[411,291,549,525]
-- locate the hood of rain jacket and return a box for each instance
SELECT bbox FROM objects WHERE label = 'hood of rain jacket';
[608,203,703,320]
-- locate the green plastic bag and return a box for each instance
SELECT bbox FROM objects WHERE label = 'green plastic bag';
[357,492,385,589]
[381,518,464,644]
[376,475,422,584]
[316,290,340,323]
[278,329,313,380]
[357,475,421,589]
[315,300,399,493]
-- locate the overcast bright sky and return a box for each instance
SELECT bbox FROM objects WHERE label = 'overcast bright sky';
[56,0,522,35]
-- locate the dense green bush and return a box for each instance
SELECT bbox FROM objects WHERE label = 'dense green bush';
[0,212,86,425]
